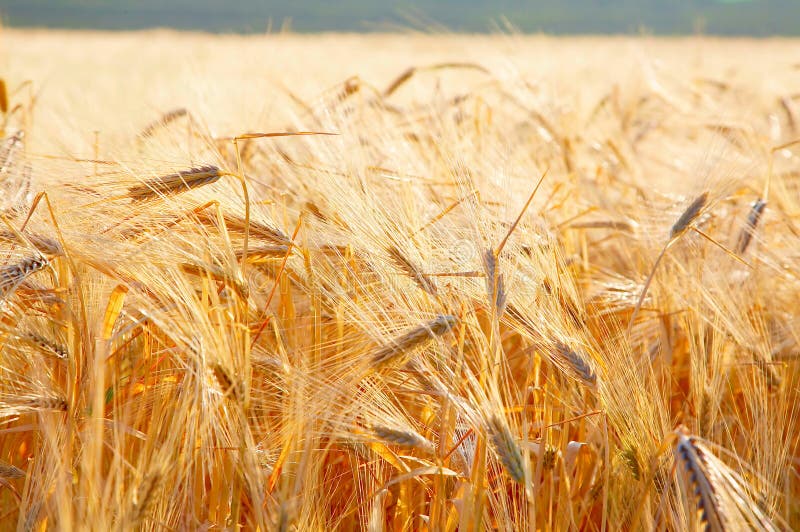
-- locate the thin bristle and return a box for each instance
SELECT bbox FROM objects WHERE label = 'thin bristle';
[180,262,249,299]
[736,198,767,254]
[670,192,709,239]
[236,244,290,263]
[371,315,457,369]
[128,165,221,201]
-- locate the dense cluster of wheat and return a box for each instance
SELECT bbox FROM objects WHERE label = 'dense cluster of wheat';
[0,33,799,530]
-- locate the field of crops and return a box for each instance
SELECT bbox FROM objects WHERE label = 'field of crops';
[1,30,799,530]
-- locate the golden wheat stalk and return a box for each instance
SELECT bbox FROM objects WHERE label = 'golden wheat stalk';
[553,341,597,387]
[128,165,221,201]
[0,229,63,256]
[236,244,290,263]
[371,424,436,454]
[0,392,68,418]
[483,248,507,315]
[138,107,189,138]
[568,219,635,231]
[211,362,243,401]
[487,414,525,484]
[752,355,782,392]
[371,315,457,369]
[0,254,49,298]
[195,210,291,244]
[383,62,489,97]
[180,262,248,299]
[21,332,68,360]
[670,192,708,239]
[22,501,42,532]
[628,192,709,334]
[125,465,164,529]
[387,245,437,295]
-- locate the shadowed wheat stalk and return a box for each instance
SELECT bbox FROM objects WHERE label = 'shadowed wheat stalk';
[674,428,727,531]
[0,254,49,297]
[736,198,766,254]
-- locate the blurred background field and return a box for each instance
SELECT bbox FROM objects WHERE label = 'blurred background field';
[4,30,800,154]
[2,0,800,35]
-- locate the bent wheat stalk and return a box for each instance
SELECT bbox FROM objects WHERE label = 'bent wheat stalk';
[627,193,708,335]
[487,414,525,484]
[554,341,597,387]
[236,245,290,263]
[138,107,189,138]
[387,245,437,295]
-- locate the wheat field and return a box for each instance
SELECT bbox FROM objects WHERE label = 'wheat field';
[0,29,799,530]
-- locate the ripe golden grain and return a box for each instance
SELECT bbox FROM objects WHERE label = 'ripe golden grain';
[371,314,457,369]
[128,165,221,201]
